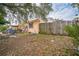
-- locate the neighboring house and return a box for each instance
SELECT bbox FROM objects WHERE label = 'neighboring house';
[27,18,40,34]
[26,18,66,34]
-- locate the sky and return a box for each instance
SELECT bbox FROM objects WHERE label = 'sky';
[5,3,79,22]
[48,3,78,21]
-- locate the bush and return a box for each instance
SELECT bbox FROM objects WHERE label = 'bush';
[0,25,8,32]
[0,16,9,32]
[65,24,79,55]
[0,16,9,25]
[65,24,79,46]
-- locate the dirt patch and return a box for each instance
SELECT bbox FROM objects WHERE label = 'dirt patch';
[0,33,75,56]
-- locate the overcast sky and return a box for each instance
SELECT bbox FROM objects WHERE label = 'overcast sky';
[48,3,78,21]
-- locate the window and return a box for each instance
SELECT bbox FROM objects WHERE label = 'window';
[29,23,33,28]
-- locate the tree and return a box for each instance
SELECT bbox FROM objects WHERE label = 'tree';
[71,3,79,9]
[0,16,9,32]
[0,16,9,25]
[0,3,53,22]
[71,3,79,15]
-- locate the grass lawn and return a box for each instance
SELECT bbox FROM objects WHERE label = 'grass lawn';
[0,33,75,56]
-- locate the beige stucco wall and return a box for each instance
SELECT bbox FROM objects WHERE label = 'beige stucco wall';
[27,21,40,34]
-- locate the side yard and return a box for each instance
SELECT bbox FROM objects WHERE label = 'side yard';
[0,33,75,56]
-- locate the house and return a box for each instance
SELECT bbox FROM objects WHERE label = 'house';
[26,18,45,34]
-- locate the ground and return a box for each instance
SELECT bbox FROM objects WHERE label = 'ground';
[0,33,75,56]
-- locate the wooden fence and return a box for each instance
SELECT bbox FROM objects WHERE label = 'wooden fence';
[39,20,73,35]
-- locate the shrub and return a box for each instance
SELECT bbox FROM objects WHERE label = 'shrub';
[65,24,79,46]
[65,24,79,55]
[0,16,9,32]
[0,16,9,25]
[0,25,8,32]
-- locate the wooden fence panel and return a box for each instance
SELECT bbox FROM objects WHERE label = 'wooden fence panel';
[39,21,73,35]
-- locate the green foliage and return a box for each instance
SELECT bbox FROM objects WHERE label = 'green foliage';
[71,3,79,9]
[0,25,8,32]
[0,16,9,25]
[0,3,53,21]
[0,16,8,32]
[0,4,6,17]
[65,24,79,55]
[71,3,79,14]
[65,24,79,46]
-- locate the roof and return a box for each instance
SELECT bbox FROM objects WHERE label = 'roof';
[27,18,40,23]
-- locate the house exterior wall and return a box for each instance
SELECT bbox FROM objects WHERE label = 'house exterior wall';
[27,21,40,34]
